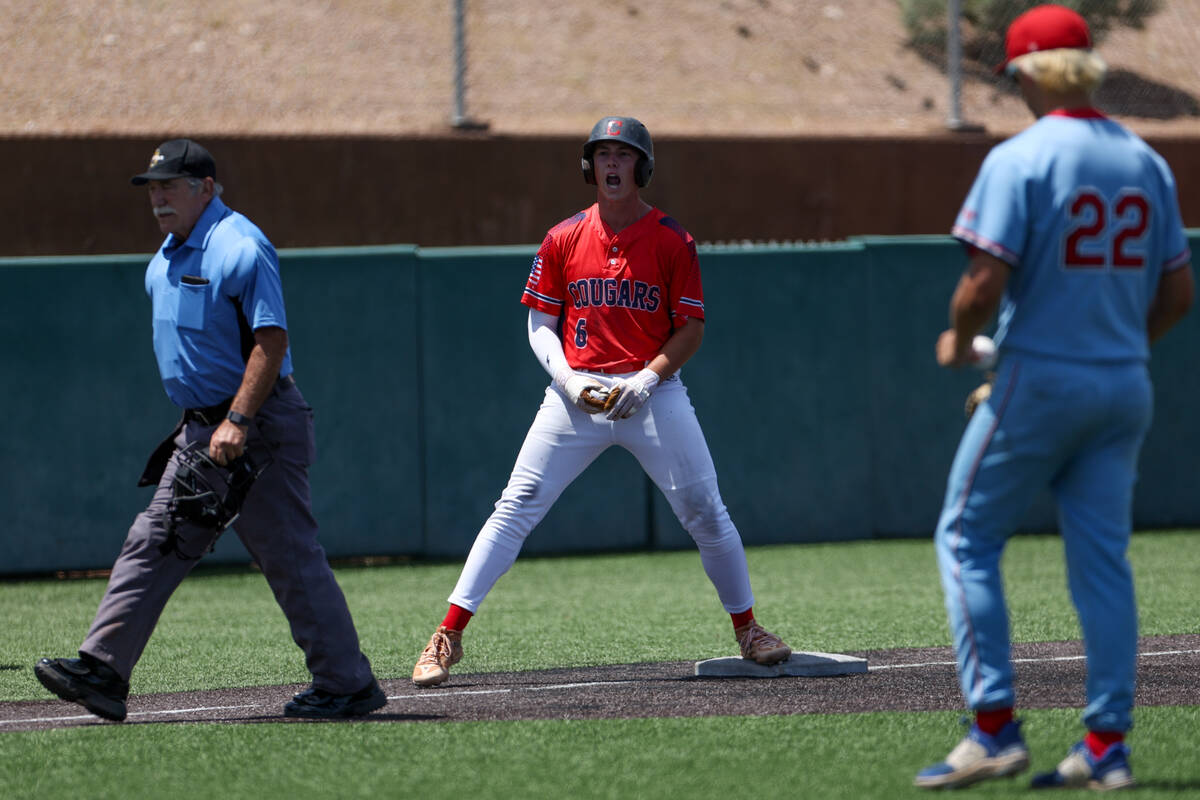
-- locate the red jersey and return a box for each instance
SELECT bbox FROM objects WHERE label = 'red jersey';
[521,204,705,372]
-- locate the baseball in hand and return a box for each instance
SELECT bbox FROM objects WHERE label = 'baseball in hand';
[971,335,997,369]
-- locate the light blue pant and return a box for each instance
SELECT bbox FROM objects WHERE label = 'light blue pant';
[935,353,1151,732]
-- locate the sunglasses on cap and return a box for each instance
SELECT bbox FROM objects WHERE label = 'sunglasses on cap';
[1004,62,1022,84]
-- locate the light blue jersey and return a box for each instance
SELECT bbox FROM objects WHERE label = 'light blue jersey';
[953,109,1190,363]
[936,108,1192,736]
[145,196,293,409]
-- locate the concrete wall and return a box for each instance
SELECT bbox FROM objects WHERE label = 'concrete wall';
[3,235,1197,574]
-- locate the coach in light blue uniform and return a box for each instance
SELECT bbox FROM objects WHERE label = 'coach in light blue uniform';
[916,5,1193,792]
[34,139,386,721]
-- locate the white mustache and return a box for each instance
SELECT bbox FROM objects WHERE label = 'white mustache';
[153,206,177,217]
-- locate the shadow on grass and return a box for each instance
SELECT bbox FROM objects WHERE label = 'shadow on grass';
[1135,780,1200,792]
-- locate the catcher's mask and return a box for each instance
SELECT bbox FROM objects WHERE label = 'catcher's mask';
[581,116,654,187]
[160,442,269,560]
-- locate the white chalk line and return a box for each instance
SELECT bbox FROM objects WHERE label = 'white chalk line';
[398,679,635,700]
[6,649,1198,727]
[0,703,262,726]
[867,648,1200,672]
[0,682,634,726]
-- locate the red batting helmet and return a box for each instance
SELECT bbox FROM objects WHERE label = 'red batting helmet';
[581,116,654,187]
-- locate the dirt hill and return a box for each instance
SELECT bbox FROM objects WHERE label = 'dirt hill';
[5,1,1199,140]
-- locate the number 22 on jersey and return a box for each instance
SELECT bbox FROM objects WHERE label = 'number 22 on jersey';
[1063,186,1150,270]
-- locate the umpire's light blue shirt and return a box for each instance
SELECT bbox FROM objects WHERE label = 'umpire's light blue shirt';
[145,195,293,409]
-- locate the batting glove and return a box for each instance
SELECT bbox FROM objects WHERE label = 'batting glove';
[556,370,607,414]
[606,368,660,420]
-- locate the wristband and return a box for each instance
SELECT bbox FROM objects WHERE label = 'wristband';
[226,410,254,427]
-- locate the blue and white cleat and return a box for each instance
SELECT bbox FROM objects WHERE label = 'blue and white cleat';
[1031,741,1135,791]
[915,720,1030,789]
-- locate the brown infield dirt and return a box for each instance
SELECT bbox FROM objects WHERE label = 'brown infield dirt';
[3,635,1197,733]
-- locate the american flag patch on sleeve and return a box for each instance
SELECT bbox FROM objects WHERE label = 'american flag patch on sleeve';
[527,254,544,285]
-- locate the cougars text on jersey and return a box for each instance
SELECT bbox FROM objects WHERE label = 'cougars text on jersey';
[567,278,662,311]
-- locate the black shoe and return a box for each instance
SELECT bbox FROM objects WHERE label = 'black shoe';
[34,655,129,722]
[283,678,387,718]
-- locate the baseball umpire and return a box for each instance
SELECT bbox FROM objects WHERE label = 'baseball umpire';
[34,139,387,720]
[914,5,1193,790]
[410,116,791,687]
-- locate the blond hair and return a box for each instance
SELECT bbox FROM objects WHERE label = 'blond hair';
[1011,48,1107,94]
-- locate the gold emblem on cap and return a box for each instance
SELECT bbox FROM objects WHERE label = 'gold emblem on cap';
[148,149,165,168]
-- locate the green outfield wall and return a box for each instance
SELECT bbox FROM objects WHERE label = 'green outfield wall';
[4,236,1198,573]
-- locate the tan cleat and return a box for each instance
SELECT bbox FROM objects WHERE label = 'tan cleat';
[735,620,792,665]
[412,625,463,687]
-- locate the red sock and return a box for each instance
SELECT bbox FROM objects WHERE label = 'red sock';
[731,609,755,629]
[441,604,473,632]
[1085,730,1124,758]
[975,707,1014,735]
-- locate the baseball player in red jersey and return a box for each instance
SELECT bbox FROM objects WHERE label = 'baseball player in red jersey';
[412,116,791,686]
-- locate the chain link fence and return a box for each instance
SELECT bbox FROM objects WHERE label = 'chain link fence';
[5,2,1195,138]
[448,0,1200,137]
[937,0,1198,128]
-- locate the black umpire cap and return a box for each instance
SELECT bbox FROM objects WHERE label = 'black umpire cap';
[131,138,216,185]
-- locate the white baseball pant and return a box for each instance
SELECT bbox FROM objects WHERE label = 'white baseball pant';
[448,372,755,614]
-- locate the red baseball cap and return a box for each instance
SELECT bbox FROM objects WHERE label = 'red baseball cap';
[995,4,1092,74]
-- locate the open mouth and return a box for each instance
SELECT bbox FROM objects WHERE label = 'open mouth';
[605,174,621,187]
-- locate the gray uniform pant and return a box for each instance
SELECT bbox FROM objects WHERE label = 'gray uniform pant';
[80,379,375,695]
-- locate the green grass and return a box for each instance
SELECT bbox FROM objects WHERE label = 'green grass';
[3,709,1199,799]
[2,531,1198,799]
